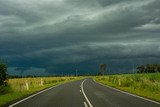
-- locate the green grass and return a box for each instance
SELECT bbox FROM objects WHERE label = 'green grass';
[0,76,83,105]
[93,73,160,102]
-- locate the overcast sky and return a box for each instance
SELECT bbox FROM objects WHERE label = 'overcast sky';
[0,0,160,75]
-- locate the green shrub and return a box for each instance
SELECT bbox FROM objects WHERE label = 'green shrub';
[121,77,133,87]
[0,85,12,95]
[0,64,7,86]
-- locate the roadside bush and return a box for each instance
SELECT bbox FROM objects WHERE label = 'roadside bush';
[0,85,12,95]
[124,77,133,87]
[0,63,7,86]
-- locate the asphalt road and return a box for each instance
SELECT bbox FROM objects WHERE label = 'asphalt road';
[8,78,160,107]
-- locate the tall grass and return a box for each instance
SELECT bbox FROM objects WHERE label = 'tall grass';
[94,73,160,102]
[0,76,82,105]
[8,77,76,92]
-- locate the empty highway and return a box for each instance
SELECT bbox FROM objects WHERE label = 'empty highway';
[7,78,160,107]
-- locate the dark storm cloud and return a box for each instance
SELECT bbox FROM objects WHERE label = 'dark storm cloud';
[0,0,160,75]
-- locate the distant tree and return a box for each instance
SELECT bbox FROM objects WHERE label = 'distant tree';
[153,64,158,73]
[98,64,107,75]
[146,64,156,73]
[137,64,160,73]
[137,65,145,73]
[0,63,7,86]
[157,65,160,73]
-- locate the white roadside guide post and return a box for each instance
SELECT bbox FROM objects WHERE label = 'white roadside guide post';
[118,79,121,86]
[41,78,44,86]
[25,80,29,90]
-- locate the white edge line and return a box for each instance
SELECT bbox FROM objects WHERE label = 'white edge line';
[81,79,93,107]
[9,84,62,107]
[84,102,89,107]
[93,79,160,105]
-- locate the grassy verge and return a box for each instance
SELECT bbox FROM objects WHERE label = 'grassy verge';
[93,73,160,102]
[0,76,83,105]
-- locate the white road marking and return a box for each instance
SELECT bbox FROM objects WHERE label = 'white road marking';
[9,84,62,107]
[84,101,89,107]
[93,79,160,105]
[81,79,93,107]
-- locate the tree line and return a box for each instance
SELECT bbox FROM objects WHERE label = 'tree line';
[137,64,160,73]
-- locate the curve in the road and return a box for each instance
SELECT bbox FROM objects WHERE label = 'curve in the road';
[5,78,160,107]
[94,79,160,105]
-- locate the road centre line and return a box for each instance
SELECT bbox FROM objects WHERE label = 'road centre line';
[84,101,89,107]
[81,79,93,107]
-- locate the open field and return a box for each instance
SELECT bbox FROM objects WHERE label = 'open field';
[93,73,160,102]
[0,76,83,105]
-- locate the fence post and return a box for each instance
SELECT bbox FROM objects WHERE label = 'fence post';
[118,79,121,86]
[41,78,44,86]
[25,80,29,90]
[113,79,116,84]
